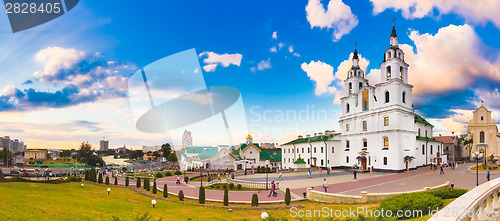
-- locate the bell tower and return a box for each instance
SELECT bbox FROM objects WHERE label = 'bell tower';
[380,23,409,84]
[344,44,367,95]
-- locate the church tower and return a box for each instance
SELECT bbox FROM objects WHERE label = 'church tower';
[344,47,368,95]
[380,24,409,84]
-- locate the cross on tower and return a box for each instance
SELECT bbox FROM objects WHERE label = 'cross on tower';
[392,17,396,24]
[354,42,357,48]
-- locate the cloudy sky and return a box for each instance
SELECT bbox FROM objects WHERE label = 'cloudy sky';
[0,0,500,149]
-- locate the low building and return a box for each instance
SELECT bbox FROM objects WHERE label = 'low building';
[142,145,161,153]
[233,134,282,170]
[24,149,47,160]
[435,133,461,163]
[115,146,128,154]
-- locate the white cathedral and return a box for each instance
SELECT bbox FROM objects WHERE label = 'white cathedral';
[281,25,446,172]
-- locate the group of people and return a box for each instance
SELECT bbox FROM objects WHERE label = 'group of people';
[432,162,459,175]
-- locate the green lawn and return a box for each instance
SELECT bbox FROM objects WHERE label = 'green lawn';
[0,181,456,220]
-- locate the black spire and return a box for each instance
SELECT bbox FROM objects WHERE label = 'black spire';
[391,24,397,38]
[353,42,359,59]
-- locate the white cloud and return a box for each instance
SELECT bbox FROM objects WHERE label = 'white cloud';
[250,67,256,73]
[305,0,359,41]
[293,53,301,57]
[33,47,87,84]
[270,47,277,53]
[370,0,500,29]
[252,58,272,72]
[474,88,500,110]
[272,31,278,39]
[301,60,335,96]
[288,46,294,53]
[334,52,369,81]
[198,51,243,72]
[278,42,286,50]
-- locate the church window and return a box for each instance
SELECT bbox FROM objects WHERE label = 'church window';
[308,148,310,153]
[384,117,389,126]
[386,66,391,80]
[400,67,403,80]
[321,147,323,153]
[480,131,485,143]
[425,130,428,138]
[481,116,484,121]
[383,137,389,147]
[314,147,316,153]
[383,157,387,165]
[402,91,406,103]
[332,147,334,153]
[359,82,362,89]
[418,128,421,136]
[346,156,349,163]
[362,120,367,131]
[422,144,425,155]
[346,103,350,113]
[302,148,304,153]
[363,139,367,148]
[321,159,324,166]
[385,91,390,103]
[308,159,310,164]
[346,140,350,149]
[249,151,252,154]
[349,82,352,90]
[388,51,392,58]
[431,145,433,154]
[346,124,350,132]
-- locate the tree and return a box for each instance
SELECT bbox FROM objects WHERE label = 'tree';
[77,142,105,167]
[60,150,72,158]
[168,151,178,162]
[128,150,144,160]
[464,135,474,162]
[136,177,141,188]
[46,153,52,160]
[163,184,168,198]
[0,150,14,166]
[98,173,103,184]
[144,178,148,189]
[178,190,184,201]
[125,177,129,186]
[199,186,205,204]
[251,194,258,207]
[114,176,118,185]
[105,176,110,185]
[161,143,171,159]
[84,171,89,181]
[153,180,157,194]
[223,189,229,206]
[285,188,291,205]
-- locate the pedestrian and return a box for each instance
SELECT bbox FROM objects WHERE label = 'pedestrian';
[323,178,328,193]
[308,169,312,179]
[353,167,357,179]
[440,164,444,175]
[455,162,458,168]
[176,175,181,184]
[278,172,282,180]
[268,181,277,197]
[319,168,323,176]
[370,166,373,176]
[487,169,491,181]
[217,173,221,182]
[327,168,330,175]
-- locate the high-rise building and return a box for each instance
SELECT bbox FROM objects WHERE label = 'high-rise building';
[100,138,109,151]
[182,130,193,149]
[1,136,11,152]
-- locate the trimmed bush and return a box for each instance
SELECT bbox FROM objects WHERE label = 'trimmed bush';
[378,192,443,219]
[251,193,258,207]
[153,180,157,194]
[237,184,242,190]
[175,170,182,175]
[155,172,163,179]
[136,177,141,188]
[223,189,229,206]
[199,186,205,204]
[114,176,118,185]
[165,171,172,176]
[143,178,147,189]
[125,177,129,186]
[163,184,168,198]
[229,183,234,189]
[285,188,291,205]
[223,183,228,189]
[98,173,103,184]
[84,171,89,181]
[105,176,109,185]
[178,190,184,201]
[430,188,467,199]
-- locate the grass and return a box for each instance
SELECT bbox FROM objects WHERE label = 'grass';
[470,165,499,171]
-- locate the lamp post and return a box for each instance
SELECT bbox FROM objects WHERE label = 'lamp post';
[81,183,84,188]
[107,188,111,195]
[265,160,269,190]
[472,151,483,186]
[151,199,156,208]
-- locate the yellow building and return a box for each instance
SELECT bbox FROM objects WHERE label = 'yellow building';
[24,149,48,160]
[467,105,500,158]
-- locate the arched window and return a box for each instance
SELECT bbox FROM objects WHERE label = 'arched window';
[418,128,421,136]
[321,146,323,153]
[383,157,387,165]
[385,91,390,103]
[346,103,350,113]
[480,131,485,143]
[359,82,362,89]
[422,144,425,155]
[384,117,389,126]
[346,140,350,149]
[388,51,392,58]
[363,138,367,148]
[362,120,367,131]
[425,130,428,138]
[430,145,433,154]
[400,66,403,80]
[402,91,406,103]
[346,156,349,163]
[386,66,391,80]
[481,116,484,121]
[349,82,352,92]
[302,148,304,153]
[346,124,350,132]
[383,137,389,147]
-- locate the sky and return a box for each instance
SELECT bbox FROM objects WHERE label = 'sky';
[0,0,500,150]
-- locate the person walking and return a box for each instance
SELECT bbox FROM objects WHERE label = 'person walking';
[176,175,181,184]
[268,181,277,197]
[440,164,444,175]
[308,169,312,179]
[487,169,491,181]
[278,172,282,180]
[319,168,323,176]
[353,166,357,179]
[323,178,328,193]
[370,166,373,176]
[327,167,330,175]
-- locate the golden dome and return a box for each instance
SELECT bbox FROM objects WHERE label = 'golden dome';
[246,134,252,139]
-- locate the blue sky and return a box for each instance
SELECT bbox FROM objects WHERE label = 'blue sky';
[0,0,499,149]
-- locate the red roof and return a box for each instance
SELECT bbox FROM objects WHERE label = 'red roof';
[433,136,454,144]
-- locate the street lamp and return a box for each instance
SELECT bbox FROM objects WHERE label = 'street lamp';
[151,199,156,208]
[472,151,483,186]
[265,160,269,190]
[107,188,111,195]
[81,183,84,188]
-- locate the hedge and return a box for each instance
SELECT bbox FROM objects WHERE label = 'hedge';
[152,180,157,194]
[430,188,467,199]
[285,188,291,205]
[163,184,168,198]
[98,173,103,184]
[199,186,205,204]
[251,194,258,207]
[223,189,229,206]
[105,176,109,185]
[378,192,443,219]
[125,177,129,186]
[178,190,184,201]
[136,177,141,188]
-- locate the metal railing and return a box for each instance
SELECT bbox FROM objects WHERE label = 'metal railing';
[227,178,279,190]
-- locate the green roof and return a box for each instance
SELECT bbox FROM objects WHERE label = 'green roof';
[282,133,341,145]
[195,147,219,160]
[416,136,440,142]
[414,114,433,127]
[294,158,306,164]
[239,143,261,152]
[185,146,214,154]
[259,148,281,162]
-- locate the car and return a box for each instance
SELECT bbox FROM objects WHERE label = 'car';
[10,170,20,175]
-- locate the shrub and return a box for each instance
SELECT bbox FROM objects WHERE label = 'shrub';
[114,176,118,185]
[98,173,103,184]
[125,177,129,186]
[153,180,157,194]
[223,189,229,206]
[430,188,467,199]
[84,171,89,181]
[378,192,443,219]
[285,188,291,205]
[105,176,110,185]
[165,171,172,176]
[199,186,205,204]
[136,177,141,188]
[223,183,228,189]
[178,190,184,201]
[163,184,168,198]
[144,178,148,189]
[237,184,242,190]
[175,170,182,175]
[251,194,259,207]
[155,172,163,179]
[229,183,235,189]
[257,166,261,173]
